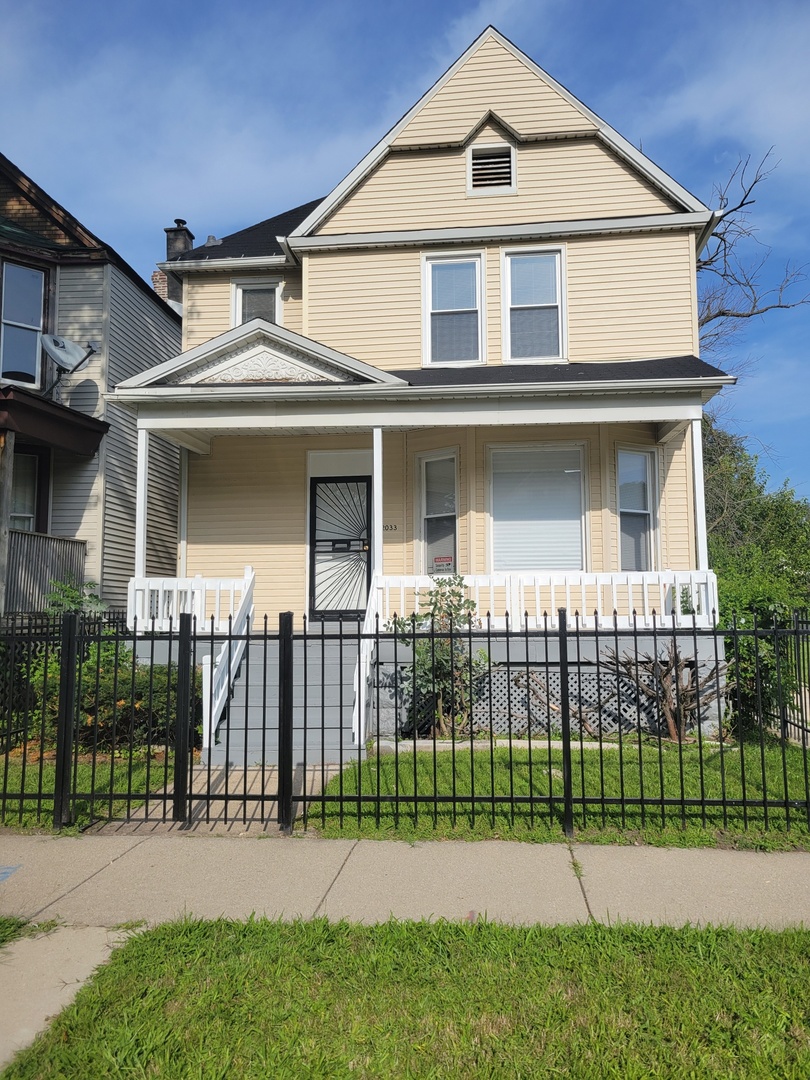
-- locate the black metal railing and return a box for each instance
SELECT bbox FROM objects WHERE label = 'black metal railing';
[1,609,808,836]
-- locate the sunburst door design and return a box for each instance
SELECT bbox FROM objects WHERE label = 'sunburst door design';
[309,477,372,618]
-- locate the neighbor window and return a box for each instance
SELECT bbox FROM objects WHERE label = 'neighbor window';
[421,454,457,575]
[618,450,654,571]
[233,279,281,326]
[425,256,483,365]
[1,262,45,386]
[491,447,584,571]
[504,251,562,361]
[10,454,39,532]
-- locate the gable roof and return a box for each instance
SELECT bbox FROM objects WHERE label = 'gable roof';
[169,198,323,264]
[0,151,180,324]
[117,319,408,389]
[291,26,708,238]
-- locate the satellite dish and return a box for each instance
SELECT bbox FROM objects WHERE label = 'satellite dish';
[41,336,98,374]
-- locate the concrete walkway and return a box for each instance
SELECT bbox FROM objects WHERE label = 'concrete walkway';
[1,833,809,1068]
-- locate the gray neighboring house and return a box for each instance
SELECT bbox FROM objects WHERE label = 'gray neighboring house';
[0,151,181,613]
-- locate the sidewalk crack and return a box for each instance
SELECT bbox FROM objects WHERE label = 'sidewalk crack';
[313,840,358,917]
[567,843,594,922]
[30,838,149,920]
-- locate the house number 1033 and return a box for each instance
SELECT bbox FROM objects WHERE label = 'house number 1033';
[383,524,398,531]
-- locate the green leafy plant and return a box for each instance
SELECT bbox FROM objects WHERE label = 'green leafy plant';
[389,575,489,738]
[44,576,105,615]
[23,636,201,752]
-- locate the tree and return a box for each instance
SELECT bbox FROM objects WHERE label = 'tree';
[698,152,809,361]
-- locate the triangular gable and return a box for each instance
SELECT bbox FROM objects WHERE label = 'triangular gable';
[463,111,522,148]
[0,152,105,252]
[291,27,707,238]
[117,320,407,389]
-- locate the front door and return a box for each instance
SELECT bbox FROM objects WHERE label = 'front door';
[309,476,372,618]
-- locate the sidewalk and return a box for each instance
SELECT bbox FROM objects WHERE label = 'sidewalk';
[1,833,809,1067]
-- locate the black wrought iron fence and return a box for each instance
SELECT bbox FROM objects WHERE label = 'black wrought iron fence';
[1,609,808,837]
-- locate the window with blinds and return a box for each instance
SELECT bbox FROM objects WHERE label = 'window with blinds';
[505,251,562,360]
[233,279,281,327]
[491,447,584,571]
[426,256,482,364]
[422,454,457,574]
[618,450,654,571]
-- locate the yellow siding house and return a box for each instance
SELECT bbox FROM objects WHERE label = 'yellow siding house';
[117,27,732,633]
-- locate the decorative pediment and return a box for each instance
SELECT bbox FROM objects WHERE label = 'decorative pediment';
[163,336,358,386]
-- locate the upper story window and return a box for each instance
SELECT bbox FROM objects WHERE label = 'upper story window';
[504,250,564,362]
[232,278,282,327]
[424,254,484,366]
[468,144,515,195]
[1,262,45,387]
[618,449,655,571]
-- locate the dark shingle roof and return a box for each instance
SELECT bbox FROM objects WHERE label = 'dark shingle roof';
[394,356,728,387]
[172,198,324,262]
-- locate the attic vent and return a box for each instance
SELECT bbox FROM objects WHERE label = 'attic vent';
[471,146,513,189]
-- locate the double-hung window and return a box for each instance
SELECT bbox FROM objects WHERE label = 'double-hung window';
[491,446,584,571]
[618,450,655,571]
[421,453,457,575]
[232,278,281,327]
[425,256,483,365]
[1,262,45,387]
[504,251,562,361]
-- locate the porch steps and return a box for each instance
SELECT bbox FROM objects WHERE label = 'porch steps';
[203,634,362,768]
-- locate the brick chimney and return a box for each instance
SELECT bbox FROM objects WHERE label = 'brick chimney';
[161,218,195,304]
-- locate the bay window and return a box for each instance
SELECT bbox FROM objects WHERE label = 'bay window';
[1,262,45,386]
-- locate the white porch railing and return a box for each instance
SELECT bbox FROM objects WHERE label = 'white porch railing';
[353,573,383,746]
[368,571,719,631]
[127,567,255,633]
[200,568,256,755]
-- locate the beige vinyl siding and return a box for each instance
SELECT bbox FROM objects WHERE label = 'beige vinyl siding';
[659,429,695,570]
[184,273,230,350]
[318,140,674,235]
[306,250,423,369]
[305,232,695,369]
[49,264,107,585]
[393,36,596,147]
[566,232,695,360]
[182,269,303,349]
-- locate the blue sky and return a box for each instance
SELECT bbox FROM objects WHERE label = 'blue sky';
[1,0,808,494]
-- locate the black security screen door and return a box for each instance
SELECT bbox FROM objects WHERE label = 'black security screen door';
[309,476,372,618]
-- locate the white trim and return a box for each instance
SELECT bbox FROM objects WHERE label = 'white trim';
[230,276,284,329]
[134,429,149,578]
[415,447,460,575]
[502,246,567,362]
[287,211,712,254]
[422,250,486,367]
[467,141,516,196]
[486,441,589,574]
[616,445,659,572]
[373,428,384,577]
[691,418,709,571]
[178,447,188,577]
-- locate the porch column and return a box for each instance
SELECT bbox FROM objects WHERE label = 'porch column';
[691,418,709,571]
[134,428,149,578]
[372,427,383,577]
[0,429,15,616]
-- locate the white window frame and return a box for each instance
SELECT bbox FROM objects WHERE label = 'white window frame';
[422,252,486,368]
[415,448,459,576]
[617,447,659,572]
[486,442,589,573]
[467,142,516,196]
[502,247,567,363]
[230,276,283,328]
[0,261,45,389]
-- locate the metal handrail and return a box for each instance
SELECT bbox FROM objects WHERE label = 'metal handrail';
[200,567,255,753]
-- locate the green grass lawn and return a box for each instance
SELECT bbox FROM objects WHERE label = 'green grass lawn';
[0,754,173,830]
[310,737,810,849]
[4,918,810,1079]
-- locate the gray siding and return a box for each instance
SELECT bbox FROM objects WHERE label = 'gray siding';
[103,268,181,603]
[50,264,107,584]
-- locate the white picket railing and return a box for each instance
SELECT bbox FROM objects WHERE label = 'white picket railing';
[201,568,256,755]
[367,570,719,630]
[127,568,255,633]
